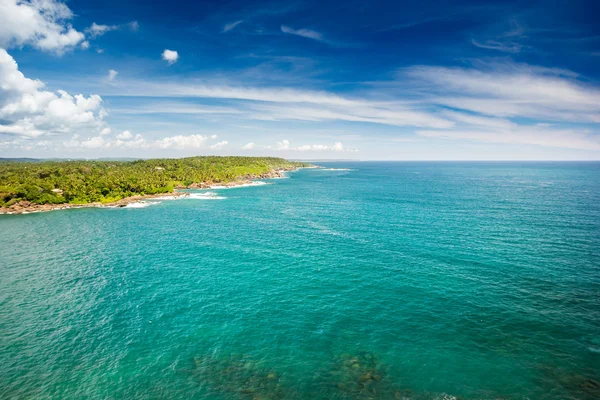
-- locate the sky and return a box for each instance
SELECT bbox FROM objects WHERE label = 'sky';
[0,0,599,160]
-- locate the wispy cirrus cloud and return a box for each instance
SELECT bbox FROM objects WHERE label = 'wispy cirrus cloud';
[403,61,600,123]
[418,126,600,150]
[222,20,244,33]
[63,57,600,153]
[471,17,528,53]
[281,25,323,41]
[85,21,139,38]
[101,80,454,129]
[471,39,523,53]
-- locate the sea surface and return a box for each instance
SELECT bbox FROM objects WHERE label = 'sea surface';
[1,162,599,399]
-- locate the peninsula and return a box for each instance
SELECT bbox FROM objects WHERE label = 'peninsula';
[0,156,310,214]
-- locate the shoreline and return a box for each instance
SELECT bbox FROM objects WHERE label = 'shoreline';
[0,166,319,215]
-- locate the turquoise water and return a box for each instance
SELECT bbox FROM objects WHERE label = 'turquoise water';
[1,162,599,399]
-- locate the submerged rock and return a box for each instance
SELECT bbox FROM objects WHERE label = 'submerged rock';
[192,354,291,399]
[329,351,391,398]
[536,364,600,400]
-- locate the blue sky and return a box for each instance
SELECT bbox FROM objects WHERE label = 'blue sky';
[0,0,599,160]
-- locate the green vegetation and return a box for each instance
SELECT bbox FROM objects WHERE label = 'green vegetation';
[0,156,307,206]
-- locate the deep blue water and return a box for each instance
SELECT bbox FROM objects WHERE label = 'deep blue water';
[1,162,599,399]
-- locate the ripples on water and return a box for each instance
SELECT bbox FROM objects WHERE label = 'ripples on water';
[0,162,599,399]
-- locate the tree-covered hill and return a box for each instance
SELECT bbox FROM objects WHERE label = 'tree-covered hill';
[0,157,308,206]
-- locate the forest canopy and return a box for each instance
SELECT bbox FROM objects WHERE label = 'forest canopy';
[0,157,308,206]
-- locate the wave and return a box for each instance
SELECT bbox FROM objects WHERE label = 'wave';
[124,201,161,208]
[317,168,354,171]
[187,192,226,200]
[147,192,227,201]
[209,181,268,189]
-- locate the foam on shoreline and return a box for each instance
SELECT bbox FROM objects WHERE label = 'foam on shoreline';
[208,181,268,189]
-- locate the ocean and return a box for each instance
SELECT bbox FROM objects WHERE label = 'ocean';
[1,162,599,399]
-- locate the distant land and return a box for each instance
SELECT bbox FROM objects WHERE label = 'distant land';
[0,157,143,162]
[0,156,311,214]
[291,159,360,162]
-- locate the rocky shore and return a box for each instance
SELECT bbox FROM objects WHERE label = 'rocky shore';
[173,167,296,190]
[0,166,314,215]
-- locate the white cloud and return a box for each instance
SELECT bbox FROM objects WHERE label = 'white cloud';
[223,20,243,33]
[162,49,179,64]
[0,0,85,53]
[80,40,90,49]
[85,21,139,38]
[59,133,220,151]
[79,136,107,149]
[85,23,118,38]
[275,139,290,150]
[404,62,600,123]
[441,110,516,130]
[62,58,600,154]
[107,69,118,82]
[155,134,206,149]
[116,130,133,140]
[281,25,323,41]
[210,134,218,139]
[107,82,453,129]
[295,141,350,152]
[100,127,111,136]
[128,21,139,31]
[209,140,228,150]
[418,127,600,150]
[0,49,109,138]
[242,142,255,149]
[471,39,522,53]
[268,140,355,152]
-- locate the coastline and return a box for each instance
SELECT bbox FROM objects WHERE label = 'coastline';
[0,166,318,215]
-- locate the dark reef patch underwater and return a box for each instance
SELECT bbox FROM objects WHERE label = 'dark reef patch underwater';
[1,162,599,399]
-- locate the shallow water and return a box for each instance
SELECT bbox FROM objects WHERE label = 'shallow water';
[1,162,599,399]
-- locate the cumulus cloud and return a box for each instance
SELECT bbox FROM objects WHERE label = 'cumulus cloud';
[223,20,243,33]
[242,142,255,149]
[268,140,354,152]
[0,49,109,138]
[162,49,179,64]
[0,0,85,53]
[59,133,222,151]
[80,41,90,49]
[107,69,118,82]
[79,136,106,149]
[275,139,290,150]
[281,25,323,41]
[209,140,228,150]
[116,130,133,140]
[155,134,206,149]
[296,141,349,152]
